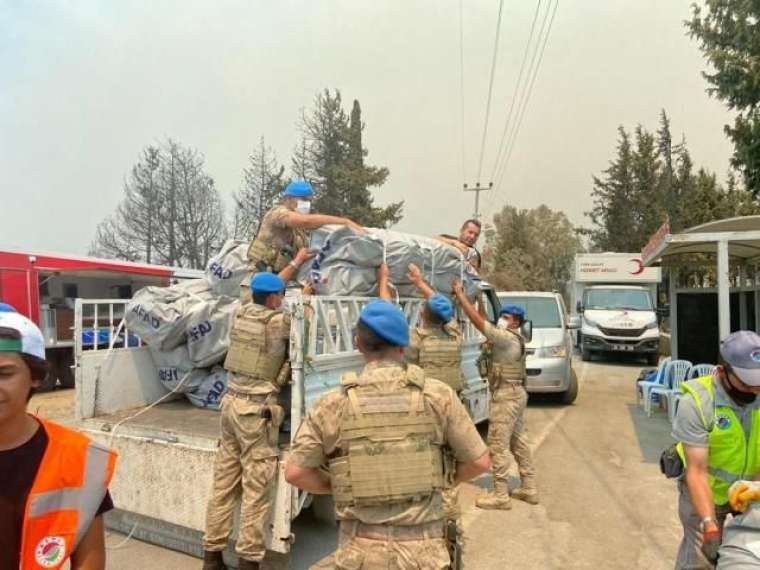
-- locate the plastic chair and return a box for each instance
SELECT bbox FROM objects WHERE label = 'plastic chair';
[689,363,716,379]
[636,356,670,407]
[646,359,692,418]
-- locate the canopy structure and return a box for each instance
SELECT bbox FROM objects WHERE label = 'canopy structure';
[641,216,760,352]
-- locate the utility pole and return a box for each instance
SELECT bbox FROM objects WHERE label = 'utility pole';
[463,182,493,219]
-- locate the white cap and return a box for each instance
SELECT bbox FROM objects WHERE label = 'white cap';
[0,310,46,360]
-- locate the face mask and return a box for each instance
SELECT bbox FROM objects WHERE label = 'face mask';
[295,200,311,214]
[722,372,758,405]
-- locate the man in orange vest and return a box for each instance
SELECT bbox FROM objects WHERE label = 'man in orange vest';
[0,303,117,570]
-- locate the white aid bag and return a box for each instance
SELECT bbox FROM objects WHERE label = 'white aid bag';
[148,345,205,394]
[186,366,228,410]
[186,297,238,368]
[205,239,250,297]
[125,280,213,350]
[300,226,481,300]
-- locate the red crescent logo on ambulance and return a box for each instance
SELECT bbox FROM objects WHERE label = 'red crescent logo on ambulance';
[630,258,644,275]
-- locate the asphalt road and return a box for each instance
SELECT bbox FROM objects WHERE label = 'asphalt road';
[39,357,682,569]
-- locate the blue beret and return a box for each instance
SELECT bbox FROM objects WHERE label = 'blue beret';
[427,294,453,322]
[721,330,760,386]
[250,272,286,294]
[0,303,17,313]
[359,300,409,347]
[283,180,314,198]
[500,303,525,319]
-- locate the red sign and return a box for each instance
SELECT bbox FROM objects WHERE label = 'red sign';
[642,218,671,263]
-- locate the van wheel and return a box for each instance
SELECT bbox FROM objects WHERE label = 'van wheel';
[560,368,579,405]
[581,346,591,361]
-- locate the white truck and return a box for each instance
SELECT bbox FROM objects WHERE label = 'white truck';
[571,253,662,366]
[72,286,502,565]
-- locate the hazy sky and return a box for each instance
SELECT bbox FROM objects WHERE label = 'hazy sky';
[0,1,735,257]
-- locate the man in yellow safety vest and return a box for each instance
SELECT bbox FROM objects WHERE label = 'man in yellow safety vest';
[672,331,760,569]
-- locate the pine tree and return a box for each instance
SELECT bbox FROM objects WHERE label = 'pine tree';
[233,137,285,240]
[299,90,403,228]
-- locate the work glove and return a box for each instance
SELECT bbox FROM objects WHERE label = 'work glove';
[701,527,721,563]
[729,480,760,513]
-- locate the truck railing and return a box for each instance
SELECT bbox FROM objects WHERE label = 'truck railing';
[74,299,142,365]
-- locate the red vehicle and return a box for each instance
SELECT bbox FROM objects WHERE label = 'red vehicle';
[0,249,201,389]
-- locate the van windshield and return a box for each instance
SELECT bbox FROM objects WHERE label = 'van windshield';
[498,296,562,328]
[583,288,652,311]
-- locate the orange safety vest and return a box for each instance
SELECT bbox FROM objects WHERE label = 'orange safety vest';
[19,417,117,569]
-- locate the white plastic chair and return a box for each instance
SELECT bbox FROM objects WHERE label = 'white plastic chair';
[636,356,670,407]
[689,363,716,379]
[646,359,692,418]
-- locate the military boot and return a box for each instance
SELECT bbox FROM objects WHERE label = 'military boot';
[475,480,512,510]
[201,550,226,570]
[511,487,539,505]
[237,559,260,570]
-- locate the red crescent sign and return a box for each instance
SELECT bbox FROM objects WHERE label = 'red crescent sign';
[630,258,644,275]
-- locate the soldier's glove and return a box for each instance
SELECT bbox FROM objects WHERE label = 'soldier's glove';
[701,528,721,563]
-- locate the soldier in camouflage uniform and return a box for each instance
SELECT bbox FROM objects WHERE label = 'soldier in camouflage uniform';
[377,263,466,533]
[453,282,538,510]
[241,180,365,304]
[203,273,292,570]
[285,300,491,570]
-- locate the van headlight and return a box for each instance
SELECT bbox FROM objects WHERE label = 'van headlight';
[583,316,600,329]
[645,320,658,329]
[535,345,567,358]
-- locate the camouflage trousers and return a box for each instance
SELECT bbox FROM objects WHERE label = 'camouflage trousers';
[203,394,279,562]
[487,383,536,487]
[311,525,450,570]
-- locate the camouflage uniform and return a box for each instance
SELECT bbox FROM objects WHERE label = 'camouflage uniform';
[290,360,487,570]
[203,304,290,562]
[406,323,465,525]
[477,323,537,509]
[240,204,307,303]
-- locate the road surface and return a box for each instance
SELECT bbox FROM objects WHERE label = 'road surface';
[35,358,682,569]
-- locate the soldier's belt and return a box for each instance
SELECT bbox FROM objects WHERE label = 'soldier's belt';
[225,388,271,403]
[343,520,444,541]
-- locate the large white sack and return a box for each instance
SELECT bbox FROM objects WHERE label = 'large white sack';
[186,366,228,410]
[300,226,481,299]
[149,345,205,394]
[125,280,212,350]
[186,297,238,368]
[205,239,249,297]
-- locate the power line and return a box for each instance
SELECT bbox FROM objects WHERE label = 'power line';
[488,0,543,185]
[495,0,559,191]
[459,0,467,183]
[474,0,506,184]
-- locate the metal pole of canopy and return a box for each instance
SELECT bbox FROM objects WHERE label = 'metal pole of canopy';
[717,240,731,341]
[740,264,748,330]
[669,265,678,359]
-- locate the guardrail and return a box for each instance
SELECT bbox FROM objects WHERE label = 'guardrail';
[74,299,142,365]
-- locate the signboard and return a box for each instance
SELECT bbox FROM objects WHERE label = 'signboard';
[575,254,662,283]
[641,219,671,265]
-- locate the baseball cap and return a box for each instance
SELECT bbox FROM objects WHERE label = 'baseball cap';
[720,331,760,387]
[0,308,46,360]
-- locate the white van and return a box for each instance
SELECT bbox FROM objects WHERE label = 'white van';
[497,291,579,404]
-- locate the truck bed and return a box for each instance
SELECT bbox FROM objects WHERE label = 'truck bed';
[87,400,221,442]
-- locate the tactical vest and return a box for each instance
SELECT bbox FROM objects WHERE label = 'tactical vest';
[224,305,286,382]
[415,326,465,392]
[329,365,446,508]
[676,376,760,506]
[247,205,307,273]
[489,328,526,390]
